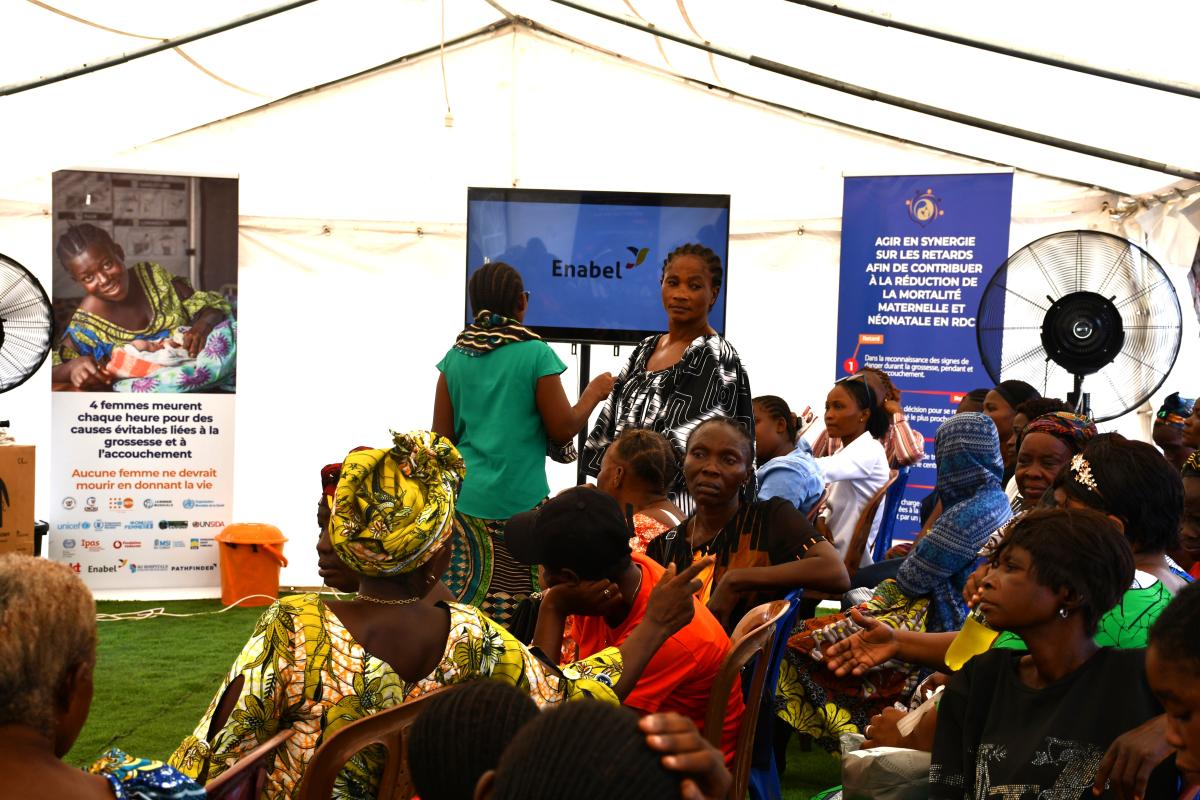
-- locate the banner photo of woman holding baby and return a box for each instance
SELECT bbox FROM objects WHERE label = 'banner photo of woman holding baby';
[50,170,237,394]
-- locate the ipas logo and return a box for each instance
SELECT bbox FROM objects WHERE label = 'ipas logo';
[905,188,944,227]
[551,245,648,281]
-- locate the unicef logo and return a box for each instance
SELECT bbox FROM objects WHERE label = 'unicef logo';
[183,499,195,510]
[905,188,945,227]
[81,522,91,530]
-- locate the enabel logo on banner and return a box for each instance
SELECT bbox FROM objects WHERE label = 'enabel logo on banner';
[905,188,944,227]
[550,245,649,281]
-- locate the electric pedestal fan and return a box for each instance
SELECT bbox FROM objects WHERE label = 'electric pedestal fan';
[0,253,53,393]
[977,230,1182,422]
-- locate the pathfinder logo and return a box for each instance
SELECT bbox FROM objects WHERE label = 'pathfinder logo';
[551,245,648,280]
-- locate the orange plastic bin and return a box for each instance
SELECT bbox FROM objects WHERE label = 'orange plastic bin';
[215,523,288,607]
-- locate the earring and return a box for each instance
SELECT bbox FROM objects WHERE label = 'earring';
[1058,607,1069,619]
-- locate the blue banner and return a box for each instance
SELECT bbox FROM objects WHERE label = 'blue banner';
[835,173,1013,541]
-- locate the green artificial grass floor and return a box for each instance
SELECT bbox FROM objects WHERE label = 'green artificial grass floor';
[67,597,843,799]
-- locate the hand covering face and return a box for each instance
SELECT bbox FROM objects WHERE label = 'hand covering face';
[330,430,466,577]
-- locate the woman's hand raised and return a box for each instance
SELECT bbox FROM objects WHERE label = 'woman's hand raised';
[645,558,711,637]
[822,608,899,676]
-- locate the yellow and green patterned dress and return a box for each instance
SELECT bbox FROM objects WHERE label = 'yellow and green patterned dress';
[168,593,621,800]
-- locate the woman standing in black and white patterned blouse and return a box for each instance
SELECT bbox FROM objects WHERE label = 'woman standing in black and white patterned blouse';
[583,243,753,514]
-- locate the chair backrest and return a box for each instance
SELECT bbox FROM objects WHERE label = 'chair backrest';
[843,470,899,577]
[806,487,829,524]
[204,729,294,800]
[295,688,449,800]
[704,599,791,800]
[872,466,911,563]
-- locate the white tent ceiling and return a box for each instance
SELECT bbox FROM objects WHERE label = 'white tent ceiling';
[2,0,1199,200]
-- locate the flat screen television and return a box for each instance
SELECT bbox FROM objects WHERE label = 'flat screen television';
[465,187,731,344]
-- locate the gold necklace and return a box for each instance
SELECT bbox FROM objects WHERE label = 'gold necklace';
[355,592,420,606]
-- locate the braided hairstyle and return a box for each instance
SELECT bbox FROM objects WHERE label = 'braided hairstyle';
[661,243,723,295]
[611,427,678,495]
[753,395,798,441]
[468,261,525,319]
[55,223,119,270]
[490,700,679,800]
[408,679,539,800]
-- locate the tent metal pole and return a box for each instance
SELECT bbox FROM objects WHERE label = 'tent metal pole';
[0,0,319,97]
[783,0,1200,101]
[548,0,1200,184]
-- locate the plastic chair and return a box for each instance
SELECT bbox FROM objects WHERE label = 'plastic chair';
[872,466,911,563]
[204,729,294,800]
[842,470,899,579]
[747,588,804,800]
[704,599,791,800]
[806,487,829,524]
[296,687,449,800]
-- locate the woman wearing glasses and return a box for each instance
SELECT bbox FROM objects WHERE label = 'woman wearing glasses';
[432,261,614,627]
[815,375,891,566]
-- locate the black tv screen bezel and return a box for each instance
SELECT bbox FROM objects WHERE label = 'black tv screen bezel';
[465,187,731,345]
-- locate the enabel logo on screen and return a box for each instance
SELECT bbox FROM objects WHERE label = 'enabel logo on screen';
[551,245,649,280]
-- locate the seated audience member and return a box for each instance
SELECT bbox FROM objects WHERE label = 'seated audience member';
[774,412,1011,751]
[0,554,204,800]
[914,388,991,531]
[1154,392,1197,472]
[477,702,731,800]
[1146,581,1200,793]
[1186,399,1200,457]
[982,379,1041,486]
[506,487,744,765]
[753,395,824,515]
[647,416,849,629]
[1182,452,1200,578]
[811,367,925,468]
[595,427,685,554]
[170,431,706,799]
[956,388,989,414]
[812,376,891,565]
[974,411,1098,558]
[408,680,538,800]
[1003,397,1072,503]
[929,508,1179,799]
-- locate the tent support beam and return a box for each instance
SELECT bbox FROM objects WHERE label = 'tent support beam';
[783,0,1200,101]
[1,0,319,97]
[548,0,1200,184]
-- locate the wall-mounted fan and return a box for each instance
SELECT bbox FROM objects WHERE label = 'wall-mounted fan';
[977,230,1182,422]
[0,253,53,393]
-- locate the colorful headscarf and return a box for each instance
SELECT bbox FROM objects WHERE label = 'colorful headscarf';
[453,309,540,357]
[1021,412,1098,455]
[330,430,466,577]
[897,412,1012,632]
[1156,392,1196,429]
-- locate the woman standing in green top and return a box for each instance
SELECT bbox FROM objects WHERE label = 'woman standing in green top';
[433,262,614,627]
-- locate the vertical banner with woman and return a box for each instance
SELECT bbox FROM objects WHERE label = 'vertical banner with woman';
[48,169,239,589]
[835,172,1013,542]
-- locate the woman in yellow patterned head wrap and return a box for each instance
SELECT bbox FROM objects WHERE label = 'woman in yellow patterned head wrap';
[330,430,465,577]
[171,430,707,800]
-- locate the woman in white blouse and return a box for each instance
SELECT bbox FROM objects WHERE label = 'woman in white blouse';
[815,375,891,566]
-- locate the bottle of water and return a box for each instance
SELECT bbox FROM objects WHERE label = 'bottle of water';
[944,606,998,671]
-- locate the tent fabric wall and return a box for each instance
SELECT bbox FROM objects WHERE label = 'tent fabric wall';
[1,17,1197,590]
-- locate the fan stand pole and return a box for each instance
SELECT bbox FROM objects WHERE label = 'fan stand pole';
[1068,374,1090,418]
